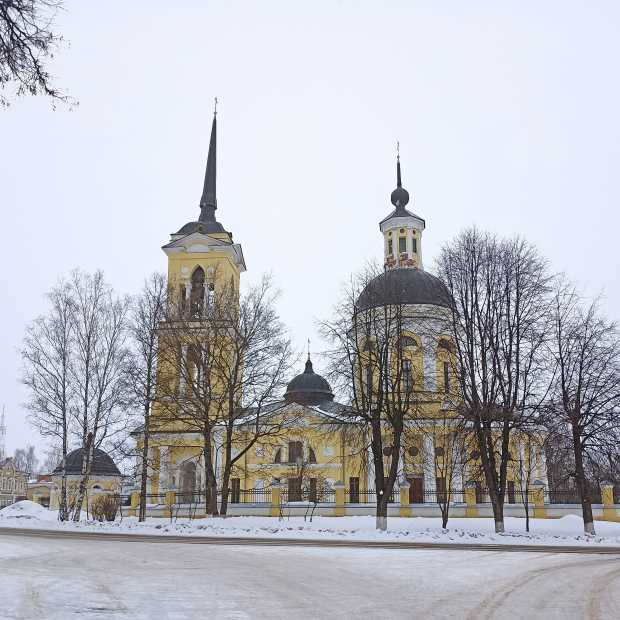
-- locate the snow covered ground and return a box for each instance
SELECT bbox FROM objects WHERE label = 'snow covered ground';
[1,529,619,619]
[2,500,620,548]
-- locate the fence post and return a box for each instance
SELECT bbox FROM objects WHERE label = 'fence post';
[399,479,411,517]
[270,481,282,517]
[601,482,618,522]
[532,481,547,519]
[333,481,346,517]
[130,490,140,516]
[465,481,479,518]
[164,490,176,519]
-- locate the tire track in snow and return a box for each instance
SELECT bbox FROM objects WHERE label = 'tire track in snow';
[586,563,620,620]
[467,556,620,620]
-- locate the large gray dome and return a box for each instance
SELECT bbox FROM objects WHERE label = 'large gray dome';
[356,268,451,311]
[53,448,121,477]
[285,359,334,406]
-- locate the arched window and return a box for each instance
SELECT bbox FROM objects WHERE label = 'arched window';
[402,359,413,392]
[398,335,417,350]
[187,344,204,388]
[190,267,205,318]
[274,448,282,464]
[365,364,373,403]
[308,447,317,464]
[438,338,454,352]
[443,361,451,393]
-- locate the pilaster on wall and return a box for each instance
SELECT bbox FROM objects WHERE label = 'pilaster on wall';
[421,335,437,392]
[147,446,160,494]
[423,435,436,497]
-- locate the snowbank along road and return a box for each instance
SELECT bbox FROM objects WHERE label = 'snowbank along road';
[1,531,619,619]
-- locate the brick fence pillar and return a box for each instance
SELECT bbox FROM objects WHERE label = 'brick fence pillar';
[601,483,618,522]
[399,480,411,517]
[532,481,547,519]
[333,481,345,517]
[130,490,140,516]
[465,481,479,518]
[270,481,283,518]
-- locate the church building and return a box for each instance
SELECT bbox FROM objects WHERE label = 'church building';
[134,110,548,512]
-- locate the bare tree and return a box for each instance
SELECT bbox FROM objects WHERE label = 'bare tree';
[321,263,429,530]
[127,273,167,522]
[0,0,72,106]
[414,419,467,530]
[156,273,295,517]
[21,278,74,520]
[42,444,62,474]
[436,229,552,533]
[13,445,38,476]
[69,270,131,521]
[155,283,227,516]
[513,429,544,532]
[214,275,296,516]
[546,280,620,534]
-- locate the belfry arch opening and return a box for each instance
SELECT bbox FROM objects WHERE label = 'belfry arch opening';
[190,266,205,317]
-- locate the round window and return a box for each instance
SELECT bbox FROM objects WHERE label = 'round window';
[408,446,419,457]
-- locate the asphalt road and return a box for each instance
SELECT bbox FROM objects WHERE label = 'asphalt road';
[1,530,619,619]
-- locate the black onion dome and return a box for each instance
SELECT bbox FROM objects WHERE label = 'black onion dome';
[285,359,334,405]
[390,186,410,209]
[53,448,121,477]
[357,268,452,311]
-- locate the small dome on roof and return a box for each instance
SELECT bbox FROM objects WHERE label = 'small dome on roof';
[52,448,121,477]
[285,359,334,406]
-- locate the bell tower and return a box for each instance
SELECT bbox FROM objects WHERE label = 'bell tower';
[380,150,425,270]
[162,105,246,308]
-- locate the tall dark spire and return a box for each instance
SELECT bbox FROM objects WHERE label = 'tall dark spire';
[199,101,217,223]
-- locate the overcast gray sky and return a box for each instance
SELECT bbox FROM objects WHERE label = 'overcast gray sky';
[1,1,619,460]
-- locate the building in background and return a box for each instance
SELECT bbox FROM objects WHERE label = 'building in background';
[27,474,53,508]
[49,448,122,512]
[0,457,28,508]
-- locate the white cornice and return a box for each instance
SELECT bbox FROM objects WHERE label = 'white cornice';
[162,233,246,272]
[380,215,425,233]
